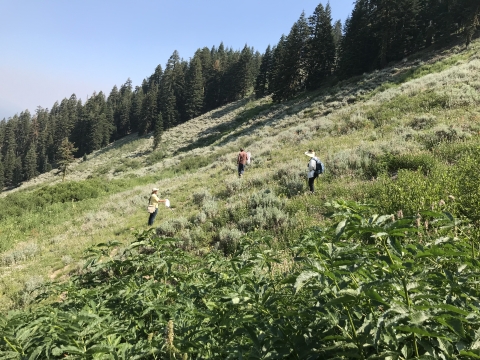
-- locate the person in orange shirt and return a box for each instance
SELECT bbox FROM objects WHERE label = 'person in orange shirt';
[237,148,248,177]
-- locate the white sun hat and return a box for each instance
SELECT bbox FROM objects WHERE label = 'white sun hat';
[304,150,315,157]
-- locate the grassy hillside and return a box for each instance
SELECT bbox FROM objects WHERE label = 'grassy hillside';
[1,38,480,358]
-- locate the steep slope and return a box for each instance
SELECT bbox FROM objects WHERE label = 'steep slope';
[1,37,479,319]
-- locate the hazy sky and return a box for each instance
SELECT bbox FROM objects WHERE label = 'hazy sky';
[0,0,354,120]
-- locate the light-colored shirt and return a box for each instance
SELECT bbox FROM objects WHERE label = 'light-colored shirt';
[149,193,161,209]
[307,158,317,179]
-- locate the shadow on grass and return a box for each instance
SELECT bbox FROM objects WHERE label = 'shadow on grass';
[175,102,275,154]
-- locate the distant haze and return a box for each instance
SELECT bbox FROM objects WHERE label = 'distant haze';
[0,0,353,120]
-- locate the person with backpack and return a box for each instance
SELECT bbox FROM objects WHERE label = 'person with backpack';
[237,148,248,177]
[305,150,324,193]
[147,188,167,226]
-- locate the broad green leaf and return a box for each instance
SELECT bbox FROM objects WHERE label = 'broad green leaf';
[436,304,469,316]
[459,351,480,359]
[326,294,357,306]
[294,271,318,294]
[364,289,390,306]
[394,326,446,338]
[410,311,429,324]
[437,316,466,339]
[336,220,347,239]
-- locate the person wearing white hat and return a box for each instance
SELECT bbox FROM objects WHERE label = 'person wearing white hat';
[148,188,167,226]
[305,150,318,193]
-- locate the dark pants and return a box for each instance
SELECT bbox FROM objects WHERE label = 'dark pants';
[308,176,317,193]
[148,208,158,226]
[238,163,245,176]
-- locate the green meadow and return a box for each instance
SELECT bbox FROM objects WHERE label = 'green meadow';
[1,39,480,358]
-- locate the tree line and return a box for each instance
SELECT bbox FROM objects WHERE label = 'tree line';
[0,0,478,189]
[254,0,479,101]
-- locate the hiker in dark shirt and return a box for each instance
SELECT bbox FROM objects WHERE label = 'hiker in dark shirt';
[237,148,248,177]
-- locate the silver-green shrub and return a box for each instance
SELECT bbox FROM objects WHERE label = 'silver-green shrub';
[195,211,207,224]
[202,199,219,218]
[192,189,212,206]
[248,189,285,210]
[219,227,243,255]
[225,178,243,196]
[156,221,176,237]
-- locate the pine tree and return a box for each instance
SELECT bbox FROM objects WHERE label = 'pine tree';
[338,0,378,78]
[0,158,4,190]
[118,79,133,137]
[273,13,310,101]
[24,143,38,180]
[235,45,254,98]
[12,156,23,186]
[108,85,120,139]
[268,39,286,95]
[130,86,144,133]
[255,45,272,98]
[139,84,159,135]
[204,43,225,110]
[153,113,163,149]
[463,0,480,48]
[2,120,17,186]
[185,53,205,120]
[332,20,343,72]
[57,137,77,182]
[306,3,336,89]
[159,52,181,130]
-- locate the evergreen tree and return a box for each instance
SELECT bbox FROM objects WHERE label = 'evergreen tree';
[23,143,37,180]
[83,92,112,153]
[150,65,163,87]
[273,13,310,101]
[463,1,480,48]
[159,52,182,130]
[338,0,378,78]
[306,3,336,89]
[235,45,254,98]
[12,156,23,186]
[185,52,205,120]
[16,111,31,163]
[0,158,4,190]
[153,113,163,149]
[139,84,159,135]
[108,85,120,139]
[130,86,144,133]
[2,120,17,185]
[255,45,272,98]
[57,137,77,182]
[332,19,343,71]
[174,59,188,123]
[116,79,133,137]
[268,39,285,95]
[204,43,225,110]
